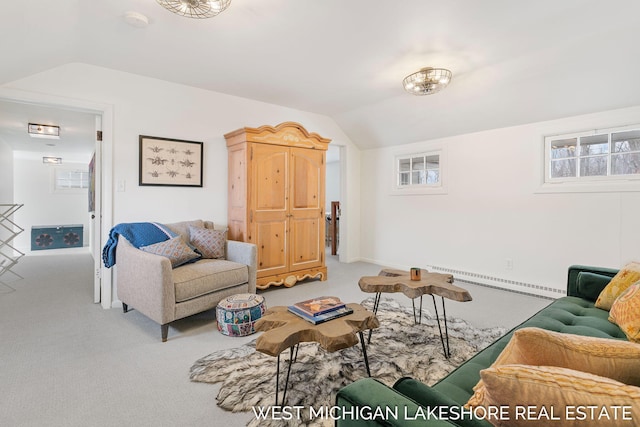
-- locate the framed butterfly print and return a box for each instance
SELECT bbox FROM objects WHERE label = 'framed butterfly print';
[139,135,203,187]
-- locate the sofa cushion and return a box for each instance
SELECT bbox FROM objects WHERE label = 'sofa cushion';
[567,265,619,299]
[609,281,640,343]
[477,364,640,427]
[432,296,627,406]
[576,271,613,302]
[139,236,201,267]
[595,261,640,310]
[466,327,640,407]
[173,259,248,303]
[189,225,226,259]
[518,297,628,339]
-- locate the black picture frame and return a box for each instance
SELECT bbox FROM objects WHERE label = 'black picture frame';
[139,135,203,187]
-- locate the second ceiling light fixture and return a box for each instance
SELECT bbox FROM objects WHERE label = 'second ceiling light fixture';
[403,67,452,95]
[156,0,232,19]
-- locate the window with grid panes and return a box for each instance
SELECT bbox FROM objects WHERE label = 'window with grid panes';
[397,153,440,187]
[53,168,89,192]
[546,128,640,182]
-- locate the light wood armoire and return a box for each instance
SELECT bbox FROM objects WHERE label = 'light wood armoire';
[225,122,331,290]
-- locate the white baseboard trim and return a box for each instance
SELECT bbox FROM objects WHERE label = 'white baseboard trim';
[428,265,563,299]
[357,258,562,299]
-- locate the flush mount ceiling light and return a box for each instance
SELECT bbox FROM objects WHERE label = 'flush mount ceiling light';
[42,156,62,165]
[28,123,60,139]
[156,0,231,19]
[403,67,452,95]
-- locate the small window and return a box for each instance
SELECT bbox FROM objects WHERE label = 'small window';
[545,127,640,184]
[395,152,441,188]
[549,137,577,178]
[611,130,640,176]
[52,167,89,193]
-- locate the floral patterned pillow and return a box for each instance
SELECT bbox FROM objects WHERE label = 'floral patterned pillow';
[595,262,640,311]
[609,281,640,343]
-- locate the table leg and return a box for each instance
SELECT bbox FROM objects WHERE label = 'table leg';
[441,296,451,357]
[431,295,450,359]
[367,292,381,344]
[372,292,381,314]
[275,353,281,405]
[358,331,371,377]
[293,342,300,363]
[275,345,297,406]
[411,295,424,325]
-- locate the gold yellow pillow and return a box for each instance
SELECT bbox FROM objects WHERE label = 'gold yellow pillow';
[477,364,640,427]
[595,262,640,310]
[466,327,640,407]
[609,281,640,343]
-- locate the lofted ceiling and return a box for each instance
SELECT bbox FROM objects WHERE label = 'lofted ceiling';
[2,0,640,150]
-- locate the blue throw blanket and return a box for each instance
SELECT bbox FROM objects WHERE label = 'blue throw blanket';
[102,222,175,268]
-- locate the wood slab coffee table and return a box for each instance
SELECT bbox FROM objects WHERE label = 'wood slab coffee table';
[255,303,378,405]
[359,268,472,357]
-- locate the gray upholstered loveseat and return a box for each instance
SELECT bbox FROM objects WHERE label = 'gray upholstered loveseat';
[115,220,257,341]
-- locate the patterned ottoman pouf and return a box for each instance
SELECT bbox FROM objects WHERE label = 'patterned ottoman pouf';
[216,293,266,337]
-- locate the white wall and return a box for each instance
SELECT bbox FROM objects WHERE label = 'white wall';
[0,139,15,245]
[0,139,13,203]
[13,153,90,251]
[360,106,640,297]
[326,161,341,211]
[2,63,362,299]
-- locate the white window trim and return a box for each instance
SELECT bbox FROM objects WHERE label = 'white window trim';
[390,147,447,195]
[537,125,640,194]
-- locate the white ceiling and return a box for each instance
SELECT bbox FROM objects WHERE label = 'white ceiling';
[0,100,96,159]
[2,0,640,150]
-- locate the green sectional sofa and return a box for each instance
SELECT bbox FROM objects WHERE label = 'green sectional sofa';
[336,265,626,427]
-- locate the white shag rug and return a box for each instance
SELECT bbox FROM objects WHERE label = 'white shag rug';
[190,297,505,427]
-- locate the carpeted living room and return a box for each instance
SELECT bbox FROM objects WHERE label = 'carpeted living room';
[2,249,551,426]
[2,2,640,427]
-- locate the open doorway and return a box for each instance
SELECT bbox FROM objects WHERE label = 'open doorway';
[326,145,342,259]
[0,89,113,308]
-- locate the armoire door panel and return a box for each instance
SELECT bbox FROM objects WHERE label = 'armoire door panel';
[289,216,322,270]
[290,148,323,210]
[289,148,325,272]
[253,145,288,212]
[255,220,288,277]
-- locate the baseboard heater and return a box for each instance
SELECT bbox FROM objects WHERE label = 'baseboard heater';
[428,265,564,299]
[31,224,83,251]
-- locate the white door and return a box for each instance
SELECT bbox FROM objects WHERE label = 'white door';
[91,116,102,303]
